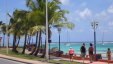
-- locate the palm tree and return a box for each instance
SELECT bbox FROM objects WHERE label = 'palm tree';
[26,0,46,55]
[28,10,46,55]
[0,21,11,48]
[0,21,5,47]
[8,10,29,53]
[26,0,75,57]
[1,23,7,47]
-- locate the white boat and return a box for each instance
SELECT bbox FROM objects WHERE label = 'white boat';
[65,43,70,46]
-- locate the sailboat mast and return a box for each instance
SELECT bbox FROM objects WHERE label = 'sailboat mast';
[102,31,104,45]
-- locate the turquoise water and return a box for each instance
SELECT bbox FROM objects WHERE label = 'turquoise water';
[50,43,113,59]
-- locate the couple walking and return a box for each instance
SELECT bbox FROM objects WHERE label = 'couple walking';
[68,43,93,63]
[80,43,93,63]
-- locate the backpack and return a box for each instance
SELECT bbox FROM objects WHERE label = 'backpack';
[89,46,93,52]
[81,46,86,53]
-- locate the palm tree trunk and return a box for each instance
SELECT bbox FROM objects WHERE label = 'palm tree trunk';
[22,32,27,54]
[3,34,5,47]
[8,34,10,47]
[28,35,31,45]
[29,31,38,55]
[41,38,46,58]
[16,36,20,48]
[12,33,18,53]
[26,35,29,45]
[41,27,51,58]
[34,31,41,56]
[40,36,42,53]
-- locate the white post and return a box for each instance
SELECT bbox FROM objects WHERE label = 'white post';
[6,0,9,54]
[46,0,49,60]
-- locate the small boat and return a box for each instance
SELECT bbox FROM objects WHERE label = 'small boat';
[102,32,104,45]
[65,43,70,46]
[102,43,104,45]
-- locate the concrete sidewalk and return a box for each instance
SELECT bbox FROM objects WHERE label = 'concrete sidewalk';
[61,58,112,64]
[0,54,112,64]
[50,56,112,64]
[0,54,51,64]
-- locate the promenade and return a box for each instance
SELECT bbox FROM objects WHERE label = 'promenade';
[51,56,112,64]
[0,54,112,64]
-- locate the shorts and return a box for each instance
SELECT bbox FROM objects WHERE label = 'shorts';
[89,51,93,55]
[69,54,73,58]
[80,53,86,58]
[69,54,73,56]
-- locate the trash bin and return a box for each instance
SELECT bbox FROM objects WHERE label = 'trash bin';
[94,54,102,61]
[55,51,63,57]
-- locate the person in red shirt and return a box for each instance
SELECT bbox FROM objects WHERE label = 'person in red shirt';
[88,43,93,63]
[68,47,74,61]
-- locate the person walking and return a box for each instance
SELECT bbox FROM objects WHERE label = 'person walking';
[68,47,74,61]
[107,48,111,60]
[80,43,86,63]
[107,48,111,64]
[88,43,93,63]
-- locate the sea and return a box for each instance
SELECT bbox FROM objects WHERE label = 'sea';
[49,42,113,60]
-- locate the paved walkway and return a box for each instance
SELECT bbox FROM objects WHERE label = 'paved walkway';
[50,56,112,64]
[0,54,112,64]
[0,54,51,64]
[0,58,25,64]
[63,59,111,64]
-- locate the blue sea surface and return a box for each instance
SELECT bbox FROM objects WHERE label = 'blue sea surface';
[49,42,113,59]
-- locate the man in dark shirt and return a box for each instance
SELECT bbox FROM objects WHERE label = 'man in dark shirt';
[80,43,86,63]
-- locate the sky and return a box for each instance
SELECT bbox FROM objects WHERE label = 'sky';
[0,0,113,43]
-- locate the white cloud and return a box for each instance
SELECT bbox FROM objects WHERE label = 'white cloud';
[75,29,84,33]
[96,11,107,18]
[106,21,113,30]
[78,8,92,18]
[59,0,70,5]
[95,3,113,22]
[78,29,84,32]
[103,30,109,33]
[95,11,109,21]
[21,0,26,5]
[98,26,109,33]
[108,21,113,27]
[107,4,113,14]
[81,2,87,7]
[67,7,92,23]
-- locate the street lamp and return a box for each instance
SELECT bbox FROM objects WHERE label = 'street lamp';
[45,0,49,60]
[5,0,9,54]
[58,27,61,51]
[91,21,98,55]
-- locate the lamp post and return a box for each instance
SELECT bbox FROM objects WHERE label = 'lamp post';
[91,21,98,55]
[5,0,9,54]
[58,27,61,51]
[45,0,49,60]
